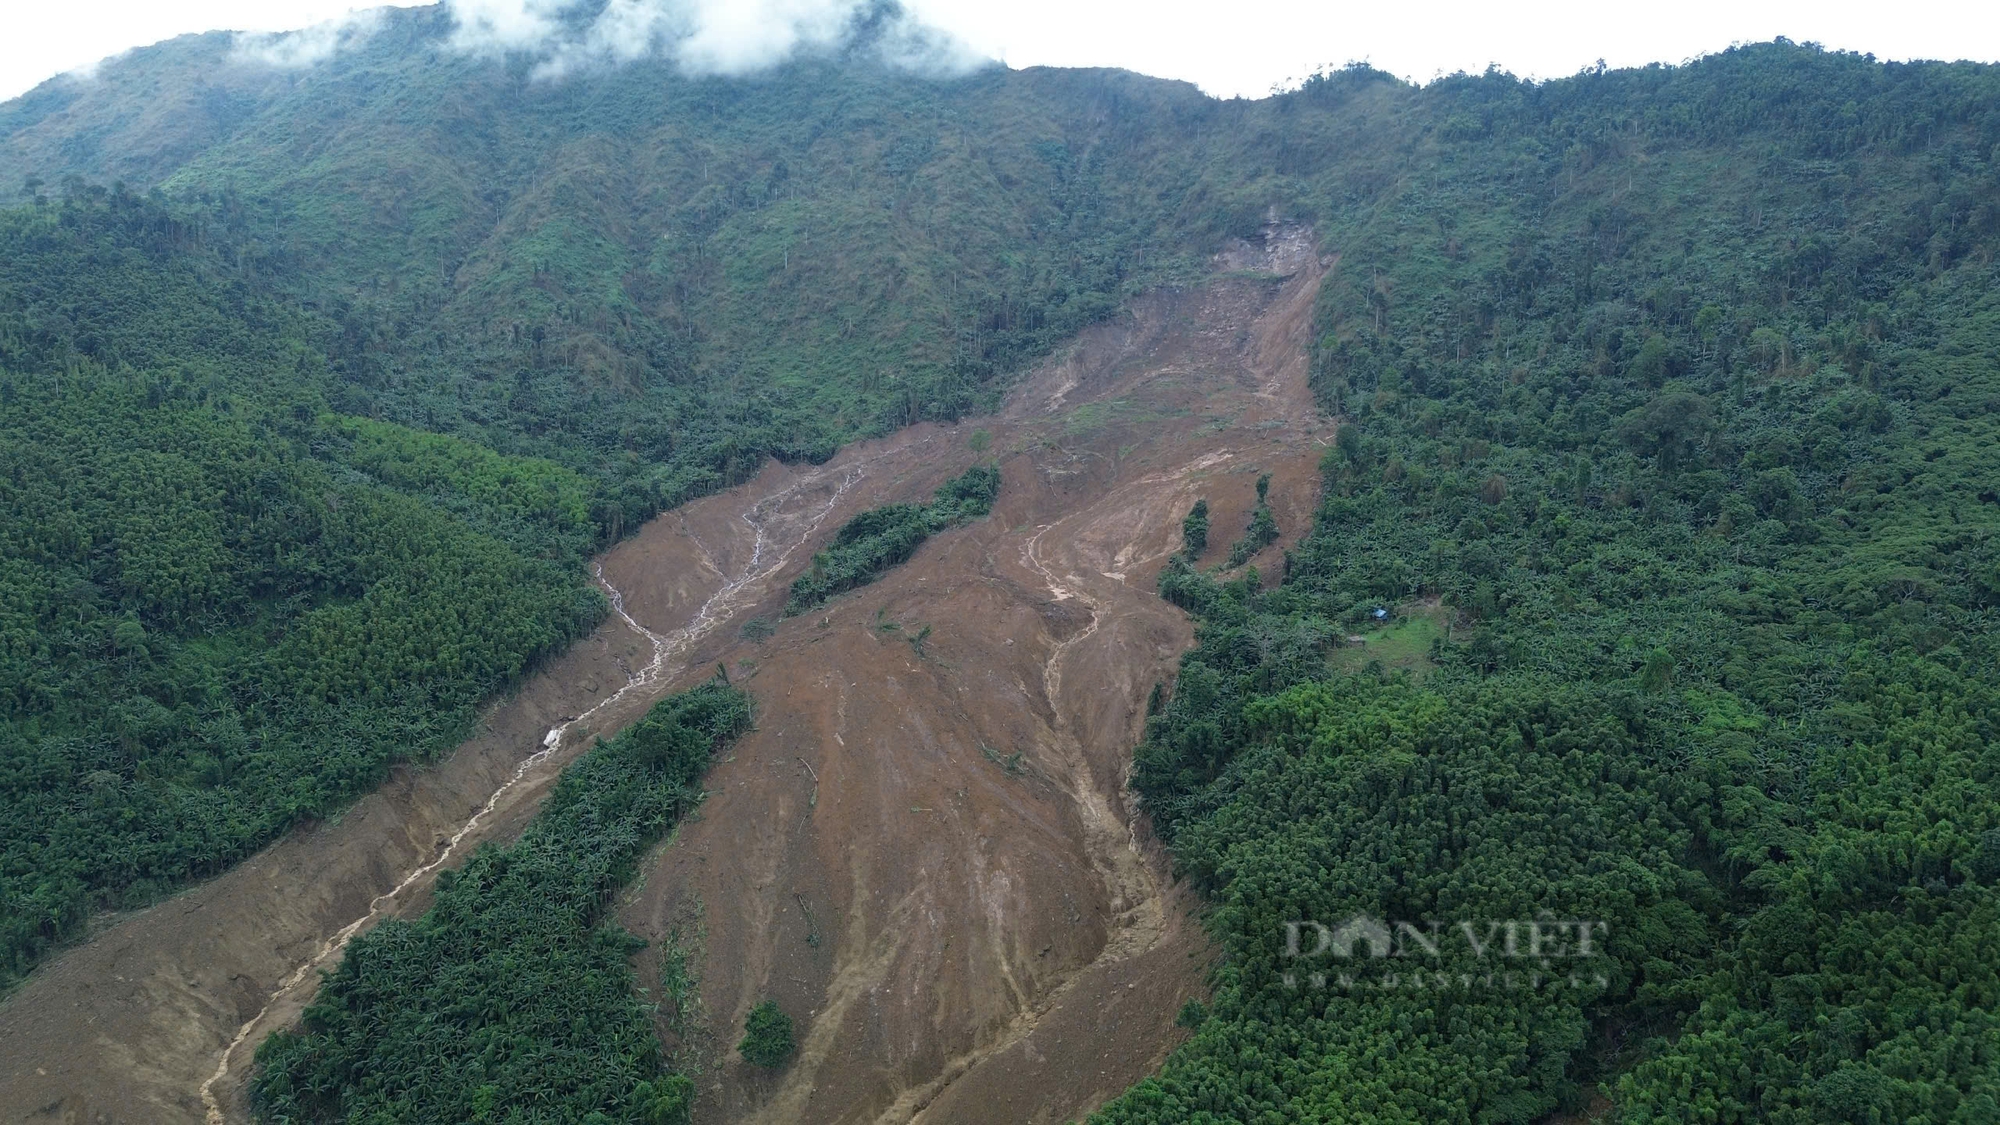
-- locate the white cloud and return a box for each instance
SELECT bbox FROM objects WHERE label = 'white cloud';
[444,0,988,82]
[526,0,688,78]
[578,0,691,65]
[672,0,862,75]
[444,0,575,55]
[60,58,110,84]
[4,1,1998,104]
[233,8,386,68]
[864,9,985,76]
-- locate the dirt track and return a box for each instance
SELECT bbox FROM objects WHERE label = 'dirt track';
[0,229,1332,1125]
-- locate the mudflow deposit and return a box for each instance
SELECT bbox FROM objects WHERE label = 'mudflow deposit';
[0,229,1335,1125]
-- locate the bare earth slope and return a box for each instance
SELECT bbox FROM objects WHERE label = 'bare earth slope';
[0,233,1331,1125]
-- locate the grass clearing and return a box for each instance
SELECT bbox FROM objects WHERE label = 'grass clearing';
[1326,603,1449,678]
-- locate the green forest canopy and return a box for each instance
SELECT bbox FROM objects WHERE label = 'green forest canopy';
[252,679,751,1124]
[784,463,1000,613]
[0,195,605,988]
[1096,46,2000,1125]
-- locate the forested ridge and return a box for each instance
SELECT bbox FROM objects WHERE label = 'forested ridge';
[4,3,1249,518]
[1097,48,2000,1125]
[2,18,1998,1123]
[0,192,607,988]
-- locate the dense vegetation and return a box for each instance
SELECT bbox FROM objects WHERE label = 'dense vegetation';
[252,679,751,1124]
[784,464,1000,613]
[4,4,1254,514]
[737,1000,796,1069]
[1223,474,1279,568]
[0,193,605,989]
[1096,46,2000,1125]
[1180,499,1210,560]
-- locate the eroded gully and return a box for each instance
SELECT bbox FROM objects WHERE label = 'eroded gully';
[197,456,886,1121]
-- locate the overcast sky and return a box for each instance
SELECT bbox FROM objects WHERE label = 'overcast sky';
[5,0,1998,103]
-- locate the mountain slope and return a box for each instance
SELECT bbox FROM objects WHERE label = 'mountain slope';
[0,10,1375,991]
[0,193,604,989]
[1,18,1998,1125]
[1092,49,2000,1125]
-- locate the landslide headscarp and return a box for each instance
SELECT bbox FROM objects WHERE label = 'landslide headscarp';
[614,244,1334,1124]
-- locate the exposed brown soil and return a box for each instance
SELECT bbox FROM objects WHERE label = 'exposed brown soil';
[0,243,1332,1125]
